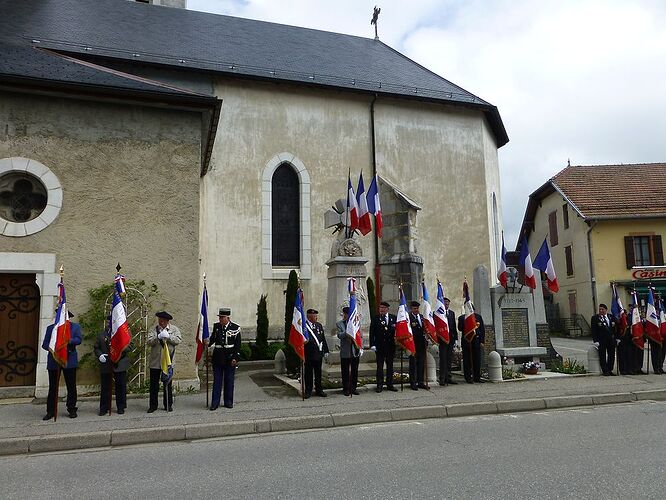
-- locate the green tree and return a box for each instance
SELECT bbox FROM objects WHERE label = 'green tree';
[283,270,301,374]
[367,276,377,316]
[256,294,269,358]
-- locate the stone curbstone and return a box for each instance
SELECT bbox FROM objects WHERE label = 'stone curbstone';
[0,437,30,456]
[390,406,446,421]
[331,410,391,427]
[185,421,255,440]
[633,389,666,401]
[445,401,498,417]
[591,392,636,405]
[496,398,546,413]
[270,414,334,432]
[255,419,272,434]
[29,431,111,454]
[111,426,185,447]
[544,395,594,409]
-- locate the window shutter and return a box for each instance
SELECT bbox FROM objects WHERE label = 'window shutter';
[624,236,635,269]
[549,211,558,246]
[653,235,664,266]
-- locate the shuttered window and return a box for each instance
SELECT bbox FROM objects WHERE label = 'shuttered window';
[565,245,574,276]
[562,203,569,229]
[549,211,558,247]
[624,235,664,268]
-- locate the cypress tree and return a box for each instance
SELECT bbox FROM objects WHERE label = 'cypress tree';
[256,294,269,358]
[367,276,377,317]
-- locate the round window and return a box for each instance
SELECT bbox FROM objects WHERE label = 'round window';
[0,171,48,222]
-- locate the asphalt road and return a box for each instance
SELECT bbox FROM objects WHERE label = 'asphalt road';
[3,401,665,499]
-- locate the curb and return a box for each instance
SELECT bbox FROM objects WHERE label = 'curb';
[3,389,666,457]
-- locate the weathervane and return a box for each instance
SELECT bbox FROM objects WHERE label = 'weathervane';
[371,6,381,40]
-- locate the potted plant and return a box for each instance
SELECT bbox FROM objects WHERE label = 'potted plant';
[522,361,540,375]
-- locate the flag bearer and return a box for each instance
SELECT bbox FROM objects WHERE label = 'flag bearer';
[146,311,181,412]
[94,316,132,415]
[304,308,329,398]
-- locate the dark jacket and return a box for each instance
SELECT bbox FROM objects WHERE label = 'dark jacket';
[93,330,132,373]
[42,322,82,370]
[369,313,397,354]
[458,313,485,344]
[304,321,329,361]
[210,321,241,366]
[591,314,617,343]
[409,312,426,352]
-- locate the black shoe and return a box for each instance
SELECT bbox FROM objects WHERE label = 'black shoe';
[210,405,218,411]
[224,404,233,409]
[68,411,77,418]
[99,410,107,416]
[42,413,54,421]
[343,391,350,396]
[609,372,616,376]
[375,387,383,393]
[410,385,418,391]
[303,393,311,399]
[474,379,486,383]
[602,372,610,376]
[466,379,474,384]
[418,383,429,390]
[316,391,328,397]
[147,407,157,413]
[387,386,398,392]
[117,408,125,415]
[168,407,173,412]
[447,380,458,385]
[351,390,360,396]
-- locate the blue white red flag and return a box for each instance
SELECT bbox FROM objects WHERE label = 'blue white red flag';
[49,279,71,368]
[519,237,537,289]
[631,291,644,350]
[110,273,131,363]
[356,172,372,236]
[659,299,666,343]
[395,286,415,354]
[195,284,210,363]
[533,237,559,293]
[462,279,477,342]
[421,281,437,343]
[366,175,383,238]
[433,280,450,344]
[497,233,508,288]
[611,283,628,336]
[288,288,307,361]
[346,174,359,234]
[346,278,363,348]
[645,288,661,344]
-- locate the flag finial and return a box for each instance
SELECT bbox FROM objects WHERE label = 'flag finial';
[116,262,122,273]
[59,264,64,278]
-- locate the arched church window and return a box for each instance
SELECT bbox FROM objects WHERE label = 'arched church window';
[271,163,300,266]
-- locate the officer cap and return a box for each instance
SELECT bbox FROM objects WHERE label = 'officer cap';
[342,306,350,314]
[443,297,451,302]
[218,307,231,317]
[54,309,75,318]
[155,311,173,320]
[379,301,390,308]
[410,301,420,307]
[306,308,318,314]
[599,303,608,310]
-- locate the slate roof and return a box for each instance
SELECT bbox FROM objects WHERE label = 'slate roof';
[0,0,508,146]
[518,163,666,245]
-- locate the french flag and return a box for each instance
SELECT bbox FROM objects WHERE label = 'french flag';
[421,281,437,343]
[346,278,363,348]
[356,172,372,236]
[645,288,661,344]
[497,234,508,288]
[195,284,210,363]
[366,174,383,238]
[659,299,666,343]
[288,288,308,361]
[433,280,450,344]
[533,237,559,293]
[346,174,359,234]
[611,283,628,337]
[110,274,132,363]
[49,279,71,368]
[462,279,477,342]
[519,236,537,289]
[630,291,644,350]
[395,286,415,355]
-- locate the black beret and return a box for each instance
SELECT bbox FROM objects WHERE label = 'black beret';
[342,306,350,314]
[410,301,420,307]
[380,301,390,307]
[218,307,231,316]
[599,304,608,310]
[306,308,318,314]
[155,311,173,320]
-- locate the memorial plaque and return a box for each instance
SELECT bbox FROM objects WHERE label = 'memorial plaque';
[501,308,529,347]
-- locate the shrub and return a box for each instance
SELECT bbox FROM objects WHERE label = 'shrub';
[550,357,586,374]
[239,342,252,361]
[256,294,269,358]
[367,276,377,316]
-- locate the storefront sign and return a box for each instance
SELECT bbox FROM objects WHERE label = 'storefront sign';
[631,268,666,279]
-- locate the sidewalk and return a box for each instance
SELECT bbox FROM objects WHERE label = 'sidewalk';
[2,367,666,456]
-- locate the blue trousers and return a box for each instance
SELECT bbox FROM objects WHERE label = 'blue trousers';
[211,364,235,408]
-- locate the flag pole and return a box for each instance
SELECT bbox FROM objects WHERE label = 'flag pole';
[53,264,66,423]
[107,334,113,416]
[344,167,350,239]
[204,273,209,409]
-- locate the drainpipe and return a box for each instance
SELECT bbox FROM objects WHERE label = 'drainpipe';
[586,220,598,312]
[370,94,380,302]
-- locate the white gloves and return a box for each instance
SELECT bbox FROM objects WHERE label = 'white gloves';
[359,349,364,356]
[370,346,377,352]
[158,331,170,340]
[324,353,329,360]
[99,354,107,363]
[593,342,600,348]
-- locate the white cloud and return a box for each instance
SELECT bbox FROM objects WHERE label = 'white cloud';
[188,0,666,248]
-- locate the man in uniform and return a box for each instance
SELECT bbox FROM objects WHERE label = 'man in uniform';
[209,307,241,410]
[591,303,617,376]
[438,297,458,385]
[303,308,329,398]
[458,308,486,383]
[94,315,132,415]
[336,306,360,396]
[41,310,82,420]
[409,301,428,390]
[370,301,397,392]
[146,311,182,412]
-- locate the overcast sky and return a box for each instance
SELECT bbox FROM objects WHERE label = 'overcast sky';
[189,0,666,248]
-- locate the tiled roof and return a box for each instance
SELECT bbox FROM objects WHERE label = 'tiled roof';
[552,163,666,218]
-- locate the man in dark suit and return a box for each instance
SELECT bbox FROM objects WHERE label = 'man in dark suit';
[438,297,458,385]
[304,308,329,398]
[591,303,617,376]
[94,315,132,415]
[458,310,485,383]
[41,310,82,420]
[209,307,241,410]
[337,307,361,396]
[409,301,428,390]
[370,301,398,393]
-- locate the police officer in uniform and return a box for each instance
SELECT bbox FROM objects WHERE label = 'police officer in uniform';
[409,301,428,390]
[370,301,398,392]
[303,308,329,398]
[209,307,241,410]
[94,315,132,415]
[438,297,458,385]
